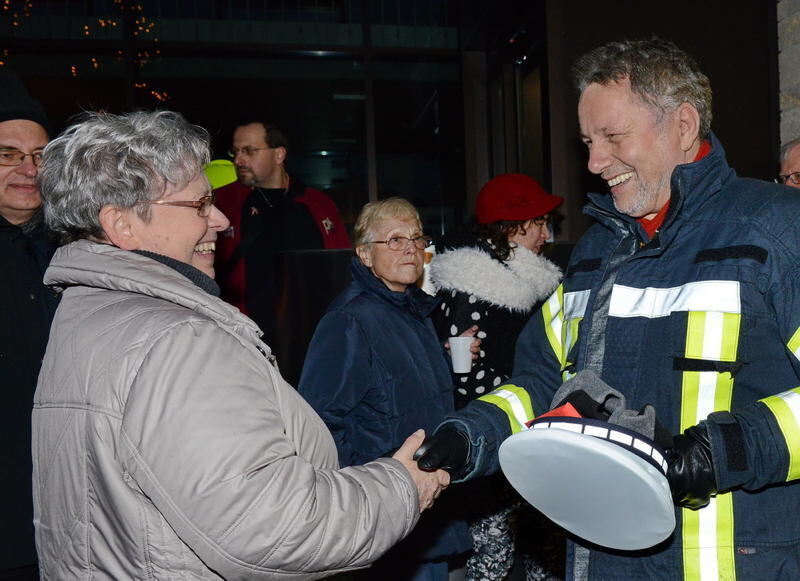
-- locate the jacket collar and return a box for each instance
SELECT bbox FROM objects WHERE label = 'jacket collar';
[429,244,562,312]
[46,240,262,341]
[585,132,734,241]
[0,207,46,234]
[350,257,438,319]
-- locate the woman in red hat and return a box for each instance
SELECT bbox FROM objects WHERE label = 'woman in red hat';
[428,173,564,581]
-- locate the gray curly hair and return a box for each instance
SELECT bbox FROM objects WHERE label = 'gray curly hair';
[572,38,712,138]
[39,110,210,243]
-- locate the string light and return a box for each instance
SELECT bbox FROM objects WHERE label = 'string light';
[3,0,169,105]
[149,89,169,103]
[2,0,32,27]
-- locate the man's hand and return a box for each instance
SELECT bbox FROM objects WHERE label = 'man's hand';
[413,428,470,480]
[667,423,717,509]
[444,325,482,361]
[393,430,450,512]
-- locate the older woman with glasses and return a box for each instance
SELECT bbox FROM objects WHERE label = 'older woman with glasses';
[299,197,476,581]
[427,173,564,581]
[32,111,450,580]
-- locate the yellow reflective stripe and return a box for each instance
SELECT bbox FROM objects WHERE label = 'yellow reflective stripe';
[682,507,702,579]
[542,285,564,366]
[684,312,740,362]
[565,317,582,361]
[789,326,800,362]
[682,496,735,581]
[716,496,736,581]
[556,289,590,382]
[680,370,701,432]
[681,311,739,581]
[478,384,534,434]
[761,388,800,481]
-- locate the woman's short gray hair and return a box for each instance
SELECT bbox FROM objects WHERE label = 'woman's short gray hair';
[39,110,210,243]
[353,197,422,249]
[572,38,713,139]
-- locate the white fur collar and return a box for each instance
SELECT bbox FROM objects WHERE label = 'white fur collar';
[428,245,562,312]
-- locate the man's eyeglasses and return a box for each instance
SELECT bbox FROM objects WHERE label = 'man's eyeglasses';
[532,214,551,226]
[0,148,44,167]
[776,172,800,186]
[144,193,216,217]
[371,235,433,251]
[227,146,271,158]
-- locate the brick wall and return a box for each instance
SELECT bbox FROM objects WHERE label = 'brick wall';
[779,0,800,143]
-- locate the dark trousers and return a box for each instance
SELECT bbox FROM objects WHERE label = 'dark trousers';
[0,564,39,581]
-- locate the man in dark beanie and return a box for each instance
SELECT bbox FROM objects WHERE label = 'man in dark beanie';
[0,70,58,581]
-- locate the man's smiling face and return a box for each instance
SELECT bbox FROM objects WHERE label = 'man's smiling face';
[578,77,688,220]
[0,119,48,225]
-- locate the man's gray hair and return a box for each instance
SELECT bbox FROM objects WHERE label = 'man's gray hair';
[780,137,800,165]
[572,38,713,139]
[39,110,210,243]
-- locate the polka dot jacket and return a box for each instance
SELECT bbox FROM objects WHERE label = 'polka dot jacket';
[428,238,562,409]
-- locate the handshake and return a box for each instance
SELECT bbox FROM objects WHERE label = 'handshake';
[407,370,730,511]
[391,430,452,513]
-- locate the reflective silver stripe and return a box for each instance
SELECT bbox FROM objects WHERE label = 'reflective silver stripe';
[564,289,590,320]
[479,386,534,434]
[778,390,800,425]
[493,388,532,430]
[609,281,741,319]
[563,290,590,372]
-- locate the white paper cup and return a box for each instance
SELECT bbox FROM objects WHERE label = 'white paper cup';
[449,337,473,374]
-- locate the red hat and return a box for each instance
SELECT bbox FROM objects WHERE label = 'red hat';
[476,174,563,225]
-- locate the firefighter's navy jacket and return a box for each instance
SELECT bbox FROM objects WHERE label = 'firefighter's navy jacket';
[440,134,800,580]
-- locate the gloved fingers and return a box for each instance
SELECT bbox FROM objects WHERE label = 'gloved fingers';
[609,403,657,441]
[550,369,627,413]
[413,429,470,478]
[666,423,717,509]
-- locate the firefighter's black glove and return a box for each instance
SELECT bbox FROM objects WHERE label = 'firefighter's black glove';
[413,428,470,480]
[666,423,717,510]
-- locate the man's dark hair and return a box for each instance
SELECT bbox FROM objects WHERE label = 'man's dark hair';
[235,120,288,150]
[572,38,713,138]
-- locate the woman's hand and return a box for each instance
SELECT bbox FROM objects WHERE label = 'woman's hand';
[444,325,481,361]
[392,430,450,512]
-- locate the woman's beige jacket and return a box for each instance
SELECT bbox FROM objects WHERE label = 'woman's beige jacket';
[33,240,418,580]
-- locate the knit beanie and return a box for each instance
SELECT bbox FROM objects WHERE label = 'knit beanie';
[0,70,51,135]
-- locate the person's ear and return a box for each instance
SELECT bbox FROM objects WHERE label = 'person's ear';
[677,103,701,153]
[98,205,140,250]
[356,244,372,267]
[274,146,287,166]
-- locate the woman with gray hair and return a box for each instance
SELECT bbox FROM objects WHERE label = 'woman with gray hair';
[299,198,477,581]
[32,111,449,580]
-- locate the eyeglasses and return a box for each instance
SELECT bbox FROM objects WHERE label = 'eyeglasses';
[776,172,800,186]
[227,146,271,158]
[531,214,551,226]
[371,235,432,251]
[144,193,216,217]
[0,148,45,167]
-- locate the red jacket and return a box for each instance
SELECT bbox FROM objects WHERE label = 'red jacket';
[214,180,350,314]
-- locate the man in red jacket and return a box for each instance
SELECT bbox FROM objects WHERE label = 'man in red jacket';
[214,120,350,354]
